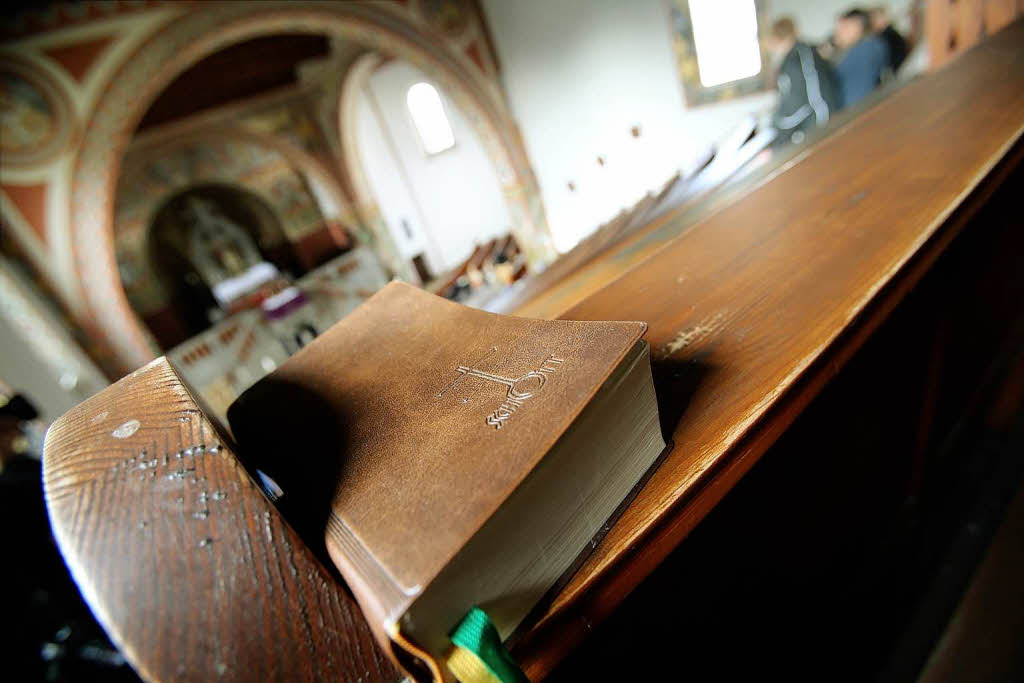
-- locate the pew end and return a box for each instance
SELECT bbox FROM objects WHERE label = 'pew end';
[42,358,397,682]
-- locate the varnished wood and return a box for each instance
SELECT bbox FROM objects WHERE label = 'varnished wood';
[42,358,397,682]
[927,0,1023,69]
[513,20,1024,678]
[506,80,923,323]
[984,0,1022,34]
[492,124,776,318]
[958,0,986,50]
[926,0,957,70]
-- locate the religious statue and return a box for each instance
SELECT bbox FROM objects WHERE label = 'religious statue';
[181,196,264,287]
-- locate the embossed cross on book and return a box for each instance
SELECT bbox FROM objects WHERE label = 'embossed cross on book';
[437,345,565,429]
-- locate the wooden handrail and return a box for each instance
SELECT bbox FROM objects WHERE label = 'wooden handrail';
[513,19,1024,677]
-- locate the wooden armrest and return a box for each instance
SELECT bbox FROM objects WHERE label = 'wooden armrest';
[43,358,397,682]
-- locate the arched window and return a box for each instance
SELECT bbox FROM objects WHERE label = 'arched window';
[406,82,455,155]
[688,0,762,87]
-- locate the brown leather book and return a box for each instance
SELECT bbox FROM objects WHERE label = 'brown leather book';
[229,281,664,680]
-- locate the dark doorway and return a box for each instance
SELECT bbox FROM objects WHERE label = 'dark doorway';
[146,183,297,348]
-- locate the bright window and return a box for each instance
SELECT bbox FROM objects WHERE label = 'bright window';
[688,0,762,88]
[406,82,455,155]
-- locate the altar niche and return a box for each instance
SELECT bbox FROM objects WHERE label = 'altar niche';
[149,183,299,347]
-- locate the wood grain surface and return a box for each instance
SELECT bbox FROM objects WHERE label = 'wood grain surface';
[42,20,1024,683]
[512,19,1024,678]
[43,358,397,682]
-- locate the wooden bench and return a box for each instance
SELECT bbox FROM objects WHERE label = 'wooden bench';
[487,119,776,316]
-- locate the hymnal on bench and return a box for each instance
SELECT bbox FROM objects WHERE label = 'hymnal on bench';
[229,282,664,680]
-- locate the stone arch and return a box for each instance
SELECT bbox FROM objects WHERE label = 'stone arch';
[70,1,550,373]
[337,52,385,238]
[143,182,287,347]
[114,130,340,331]
[116,126,350,240]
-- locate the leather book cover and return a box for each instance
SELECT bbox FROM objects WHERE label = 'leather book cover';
[229,281,646,675]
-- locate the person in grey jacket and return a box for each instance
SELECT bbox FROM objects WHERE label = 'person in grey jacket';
[767,18,842,145]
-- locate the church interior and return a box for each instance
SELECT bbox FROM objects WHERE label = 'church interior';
[2,1,1024,681]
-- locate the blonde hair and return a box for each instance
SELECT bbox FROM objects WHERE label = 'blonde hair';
[770,17,797,41]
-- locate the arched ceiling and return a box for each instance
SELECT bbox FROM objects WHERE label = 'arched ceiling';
[137,34,331,131]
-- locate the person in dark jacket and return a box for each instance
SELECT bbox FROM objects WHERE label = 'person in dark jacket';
[834,8,890,108]
[870,5,909,73]
[766,17,842,145]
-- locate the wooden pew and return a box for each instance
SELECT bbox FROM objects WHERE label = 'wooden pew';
[927,0,1023,70]
[513,19,1024,676]
[426,242,489,297]
[427,234,524,302]
[43,19,1024,682]
[43,359,398,681]
[490,119,776,317]
[485,173,683,314]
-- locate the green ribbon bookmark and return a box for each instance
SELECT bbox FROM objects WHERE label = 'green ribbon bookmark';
[446,607,529,683]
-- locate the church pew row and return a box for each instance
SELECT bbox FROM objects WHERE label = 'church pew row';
[487,118,773,316]
[426,233,526,303]
[486,139,743,316]
[483,172,683,314]
[426,241,491,296]
[41,20,1024,683]
[504,126,785,319]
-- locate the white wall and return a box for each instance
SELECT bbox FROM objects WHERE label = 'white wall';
[482,0,775,252]
[355,93,433,264]
[354,60,513,275]
[0,257,108,423]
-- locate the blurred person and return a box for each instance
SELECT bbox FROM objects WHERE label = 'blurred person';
[766,17,841,145]
[870,5,909,72]
[0,379,41,469]
[834,8,890,108]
